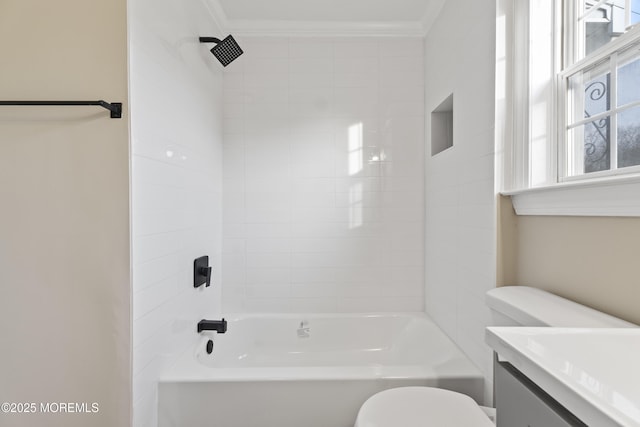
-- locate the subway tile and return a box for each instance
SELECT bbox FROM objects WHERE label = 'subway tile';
[334,57,379,74]
[223,73,244,91]
[246,284,292,298]
[290,267,337,283]
[223,102,244,118]
[380,56,424,75]
[245,86,289,104]
[290,221,344,238]
[220,36,428,316]
[291,177,335,193]
[246,252,291,269]
[289,118,336,135]
[288,101,333,118]
[378,38,424,57]
[223,207,246,224]
[289,87,334,104]
[222,191,244,210]
[339,283,422,298]
[290,283,338,298]
[289,40,332,58]
[334,72,378,88]
[246,206,292,223]
[223,179,245,193]
[335,191,383,208]
[379,85,425,103]
[333,40,378,58]
[379,71,424,87]
[244,161,292,180]
[290,161,336,178]
[222,263,246,285]
[246,268,292,285]
[246,223,292,238]
[291,191,335,208]
[244,72,290,88]
[290,238,339,253]
[245,176,293,193]
[133,252,184,292]
[223,118,244,134]
[133,273,183,320]
[243,57,289,74]
[245,192,292,209]
[289,57,333,74]
[242,39,290,58]
[288,72,333,88]
[133,231,183,264]
[246,238,291,253]
[244,102,289,119]
[222,238,246,254]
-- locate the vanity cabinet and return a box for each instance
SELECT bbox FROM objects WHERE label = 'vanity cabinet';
[495,360,587,427]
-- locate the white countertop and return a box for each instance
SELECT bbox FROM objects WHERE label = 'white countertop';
[486,327,640,427]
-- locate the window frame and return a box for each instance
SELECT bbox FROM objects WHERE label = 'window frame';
[501,0,640,217]
[558,14,640,182]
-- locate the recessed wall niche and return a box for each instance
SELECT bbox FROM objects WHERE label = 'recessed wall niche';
[431,93,453,156]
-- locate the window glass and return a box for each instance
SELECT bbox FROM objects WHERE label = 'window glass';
[617,51,640,107]
[570,118,612,174]
[632,0,640,25]
[563,3,640,179]
[617,105,640,167]
[583,73,611,118]
[581,0,640,58]
[567,60,611,125]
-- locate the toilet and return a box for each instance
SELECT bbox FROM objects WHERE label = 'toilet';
[356,386,494,426]
[354,286,636,427]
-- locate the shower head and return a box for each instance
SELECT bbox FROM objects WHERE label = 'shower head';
[199,35,243,67]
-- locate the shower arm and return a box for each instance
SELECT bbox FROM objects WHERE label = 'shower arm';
[199,37,222,44]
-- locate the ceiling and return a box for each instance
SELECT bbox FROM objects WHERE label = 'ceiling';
[208,0,446,36]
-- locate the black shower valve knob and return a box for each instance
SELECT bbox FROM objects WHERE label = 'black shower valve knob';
[201,266,212,287]
[194,256,212,288]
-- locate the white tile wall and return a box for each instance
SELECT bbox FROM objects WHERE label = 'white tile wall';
[129,0,224,426]
[222,37,425,314]
[423,0,497,405]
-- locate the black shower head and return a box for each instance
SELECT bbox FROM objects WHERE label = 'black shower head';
[199,35,243,67]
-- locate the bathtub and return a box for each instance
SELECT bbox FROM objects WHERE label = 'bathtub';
[158,313,484,427]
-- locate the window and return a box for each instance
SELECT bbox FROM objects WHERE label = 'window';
[561,1,640,180]
[499,0,640,216]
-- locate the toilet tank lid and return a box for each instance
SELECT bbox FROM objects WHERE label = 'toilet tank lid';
[486,286,637,328]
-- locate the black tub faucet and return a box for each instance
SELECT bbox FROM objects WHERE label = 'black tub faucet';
[197,318,227,333]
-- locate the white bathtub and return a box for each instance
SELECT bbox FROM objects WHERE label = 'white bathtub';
[159,313,484,427]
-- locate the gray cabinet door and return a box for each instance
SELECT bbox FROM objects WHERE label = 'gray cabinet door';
[495,361,587,427]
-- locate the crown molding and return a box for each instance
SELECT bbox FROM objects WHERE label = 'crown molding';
[205,0,431,38]
[228,20,426,37]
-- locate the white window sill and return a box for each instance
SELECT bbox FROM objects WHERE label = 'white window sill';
[503,174,640,217]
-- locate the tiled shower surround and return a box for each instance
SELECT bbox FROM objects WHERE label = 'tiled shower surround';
[222,37,425,313]
[423,0,497,401]
[130,0,224,425]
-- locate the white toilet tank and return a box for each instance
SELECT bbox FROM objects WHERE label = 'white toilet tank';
[486,286,636,328]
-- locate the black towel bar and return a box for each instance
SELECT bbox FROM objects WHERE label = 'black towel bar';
[0,100,122,118]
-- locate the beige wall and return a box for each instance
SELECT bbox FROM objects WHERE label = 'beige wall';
[0,1,130,427]
[498,196,640,325]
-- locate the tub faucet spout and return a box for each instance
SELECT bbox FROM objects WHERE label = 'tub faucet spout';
[197,318,227,334]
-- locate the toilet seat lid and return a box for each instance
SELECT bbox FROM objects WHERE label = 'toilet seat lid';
[355,387,494,427]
